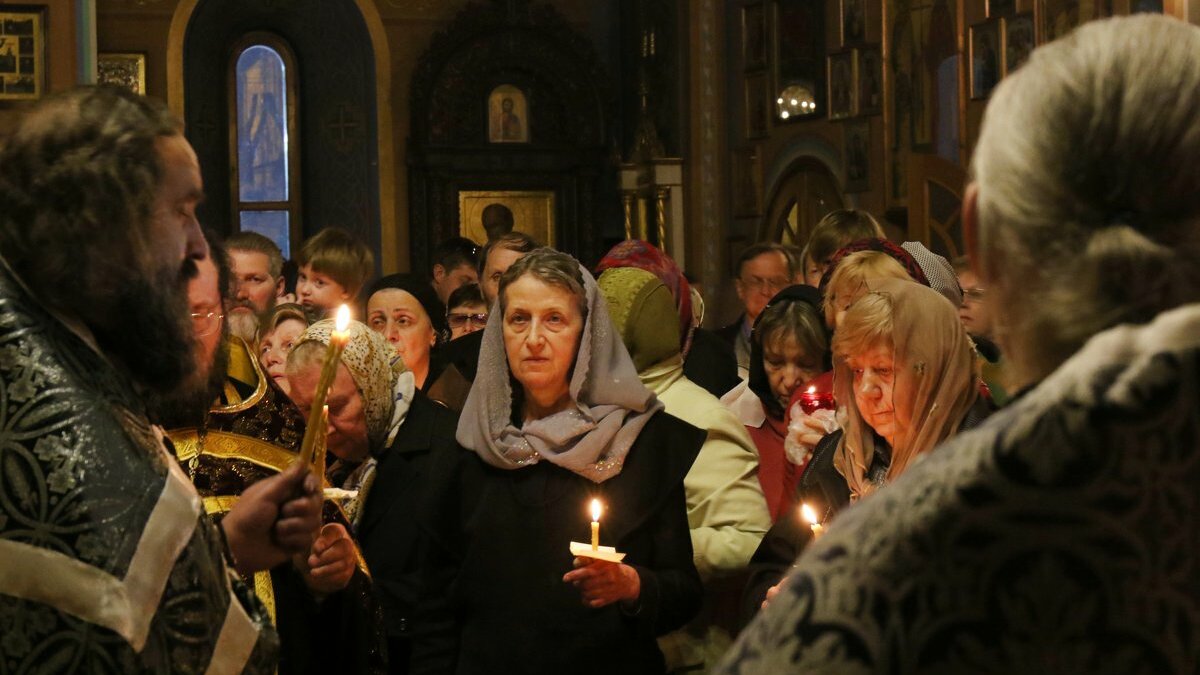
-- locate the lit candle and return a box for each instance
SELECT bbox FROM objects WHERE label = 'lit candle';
[797,374,836,415]
[801,503,824,539]
[298,306,351,469]
[590,499,602,550]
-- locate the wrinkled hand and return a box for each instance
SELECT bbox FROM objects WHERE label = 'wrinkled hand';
[295,522,357,595]
[785,407,838,466]
[562,558,641,609]
[221,461,322,576]
[761,576,789,610]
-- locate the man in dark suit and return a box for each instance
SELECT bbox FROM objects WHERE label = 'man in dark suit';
[716,243,795,378]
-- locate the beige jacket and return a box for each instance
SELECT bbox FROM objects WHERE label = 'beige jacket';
[645,355,770,672]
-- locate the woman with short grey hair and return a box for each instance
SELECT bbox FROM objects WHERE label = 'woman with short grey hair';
[719,15,1200,673]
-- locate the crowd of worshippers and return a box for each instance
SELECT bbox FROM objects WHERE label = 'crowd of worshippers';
[1,14,1197,675]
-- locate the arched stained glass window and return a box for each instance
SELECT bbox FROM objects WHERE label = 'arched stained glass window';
[230,34,300,258]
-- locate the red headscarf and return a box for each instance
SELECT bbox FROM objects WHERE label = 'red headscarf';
[595,240,696,358]
[817,238,929,296]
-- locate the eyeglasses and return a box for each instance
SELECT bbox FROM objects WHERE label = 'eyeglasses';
[962,287,987,302]
[740,276,791,293]
[447,312,488,329]
[191,310,225,337]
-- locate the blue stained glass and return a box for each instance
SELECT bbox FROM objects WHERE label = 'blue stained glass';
[236,45,288,202]
[240,211,291,259]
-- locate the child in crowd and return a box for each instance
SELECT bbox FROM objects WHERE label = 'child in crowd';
[295,228,374,319]
[798,209,885,287]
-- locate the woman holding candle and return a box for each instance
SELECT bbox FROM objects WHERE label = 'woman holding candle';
[742,279,990,615]
[720,285,831,523]
[413,248,704,675]
[287,319,461,674]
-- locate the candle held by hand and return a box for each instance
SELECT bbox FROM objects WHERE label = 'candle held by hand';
[297,306,351,468]
[590,499,602,550]
[797,372,836,415]
[801,502,824,539]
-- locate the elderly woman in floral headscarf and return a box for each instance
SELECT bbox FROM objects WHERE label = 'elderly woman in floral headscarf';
[287,319,461,674]
[413,248,704,674]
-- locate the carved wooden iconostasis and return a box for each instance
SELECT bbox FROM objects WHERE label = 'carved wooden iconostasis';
[734,0,1168,274]
[408,0,620,273]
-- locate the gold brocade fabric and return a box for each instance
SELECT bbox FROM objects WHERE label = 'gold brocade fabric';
[167,336,371,625]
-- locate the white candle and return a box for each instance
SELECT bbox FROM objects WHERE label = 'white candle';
[801,503,824,539]
[590,499,602,550]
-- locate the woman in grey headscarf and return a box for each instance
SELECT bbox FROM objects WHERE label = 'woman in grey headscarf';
[413,248,704,675]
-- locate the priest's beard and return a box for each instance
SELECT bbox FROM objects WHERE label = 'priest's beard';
[150,325,229,430]
[88,256,198,396]
[226,309,259,344]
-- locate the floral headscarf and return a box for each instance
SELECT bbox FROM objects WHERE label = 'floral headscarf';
[294,319,416,452]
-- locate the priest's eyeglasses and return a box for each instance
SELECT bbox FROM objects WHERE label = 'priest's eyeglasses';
[191,310,225,337]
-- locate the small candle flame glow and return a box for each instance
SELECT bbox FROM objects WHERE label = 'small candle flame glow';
[801,503,818,525]
[801,502,825,539]
[589,499,602,550]
[335,304,351,332]
[806,385,817,394]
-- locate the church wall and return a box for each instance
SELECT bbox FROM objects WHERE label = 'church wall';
[92,0,617,272]
[0,0,78,137]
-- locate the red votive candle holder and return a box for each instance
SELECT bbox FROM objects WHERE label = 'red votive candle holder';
[794,370,835,415]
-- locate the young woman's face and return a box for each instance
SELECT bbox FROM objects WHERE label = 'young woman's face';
[762,334,821,409]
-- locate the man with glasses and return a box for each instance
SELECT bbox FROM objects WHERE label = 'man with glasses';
[445,282,489,341]
[716,243,796,378]
[165,241,386,673]
[0,86,320,672]
[954,256,1011,405]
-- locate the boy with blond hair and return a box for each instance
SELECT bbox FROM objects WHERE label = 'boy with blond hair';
[295,227,374,318]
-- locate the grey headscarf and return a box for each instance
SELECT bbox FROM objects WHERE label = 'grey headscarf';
[901,241,963,307]
[456,262,664,483]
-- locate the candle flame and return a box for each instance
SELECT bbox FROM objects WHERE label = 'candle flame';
[335,304,351,332]
[800,503,818,525]
[806,385,817,394]
[590,499,602,522]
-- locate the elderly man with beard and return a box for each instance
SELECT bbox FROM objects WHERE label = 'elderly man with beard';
[0,86,322,673]
[163,240,386,674]
[226,231,289,343]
